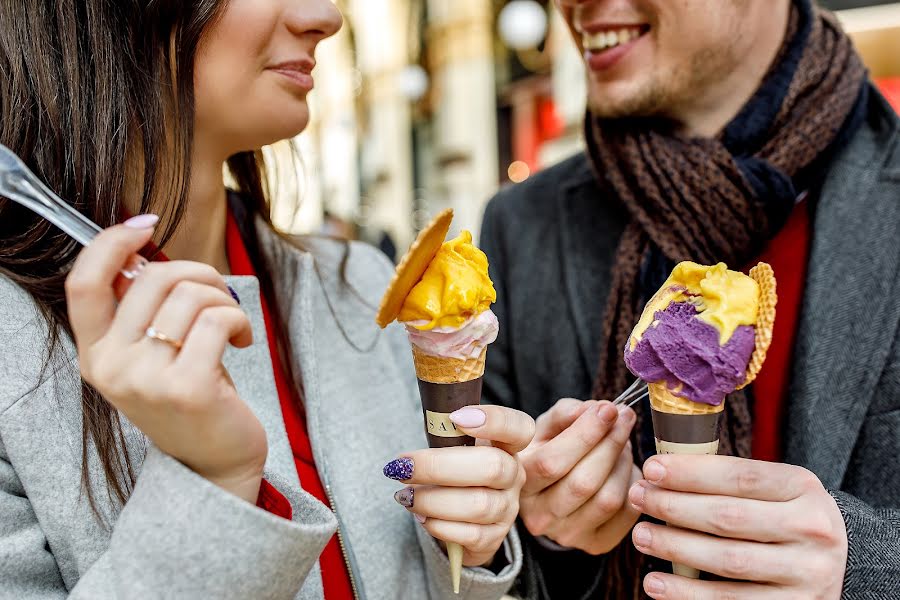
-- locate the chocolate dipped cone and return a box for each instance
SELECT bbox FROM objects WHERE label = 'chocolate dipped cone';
[649,382,724,579]
[415,346,485,592]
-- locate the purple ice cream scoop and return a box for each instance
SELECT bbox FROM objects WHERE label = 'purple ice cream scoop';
[624,302,755,406]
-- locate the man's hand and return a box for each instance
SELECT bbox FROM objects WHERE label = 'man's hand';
[629,455,848,599]
[518,398,640,554]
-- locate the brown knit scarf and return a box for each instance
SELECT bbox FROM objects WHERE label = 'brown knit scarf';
[585,2,867,597]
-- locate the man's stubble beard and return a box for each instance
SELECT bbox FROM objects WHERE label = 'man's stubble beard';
[585,43,741,124]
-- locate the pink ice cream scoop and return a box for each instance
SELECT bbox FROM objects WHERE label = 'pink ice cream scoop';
[405,309,499,360]
[624,302,755,406]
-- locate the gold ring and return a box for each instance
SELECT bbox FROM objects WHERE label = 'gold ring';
[145,326,183,351]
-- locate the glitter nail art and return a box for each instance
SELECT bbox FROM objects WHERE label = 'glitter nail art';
[227,284,241,305]
[383,458,414,481]
[393,487,414,508]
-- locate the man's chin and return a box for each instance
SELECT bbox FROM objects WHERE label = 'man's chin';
[585,81,667,120]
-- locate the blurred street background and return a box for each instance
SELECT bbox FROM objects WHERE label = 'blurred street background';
[269,0,900,256]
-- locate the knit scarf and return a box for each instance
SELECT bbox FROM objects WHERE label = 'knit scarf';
[584,1,868,597]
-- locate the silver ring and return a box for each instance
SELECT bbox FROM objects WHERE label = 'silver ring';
[145,326,183,351]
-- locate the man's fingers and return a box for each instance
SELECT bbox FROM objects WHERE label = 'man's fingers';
[629,481,798,543]
[631,523,800,584]
[642,455,817,502]
[534,398,592,442]
[449,405,535,454]
[386,446,521,490]
[521,401,620,495]
[538,413,635,518]
[641,573,786,600]
[66,224,156,348]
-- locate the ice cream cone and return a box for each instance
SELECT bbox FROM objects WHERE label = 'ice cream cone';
[376,208,497,594]
[413,347,485,592]
[411,346,486,384]
[649,382,724,579]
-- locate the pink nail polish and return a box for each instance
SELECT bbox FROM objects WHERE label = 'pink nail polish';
[449,406,486,428]
[124,214,159,229]
[414,513,426,524]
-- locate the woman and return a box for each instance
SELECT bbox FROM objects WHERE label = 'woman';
[0,1,535,598]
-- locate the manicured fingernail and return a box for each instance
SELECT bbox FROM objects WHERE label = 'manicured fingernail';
[629,482,645,508]
[598,403,618,424]
[227,284,241,305]
[633,525,652,549]
[414,513,426,524]
[644,460,665,483]
[449,406,486,428]
[394,487,414,508]
[644,574,665,595]
[121,256,149,280]
[124,214,159,229]
[383,458,414,481]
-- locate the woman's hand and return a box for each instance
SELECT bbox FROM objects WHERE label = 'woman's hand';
[66,218,268,503]
[384,405,536,567]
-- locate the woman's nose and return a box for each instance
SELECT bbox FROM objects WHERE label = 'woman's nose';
[286,0,344,41]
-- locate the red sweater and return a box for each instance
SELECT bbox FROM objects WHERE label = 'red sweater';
[749,199,811,462]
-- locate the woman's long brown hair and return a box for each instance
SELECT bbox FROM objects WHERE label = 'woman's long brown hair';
[0,0,299,518]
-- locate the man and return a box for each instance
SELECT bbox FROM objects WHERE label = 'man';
[480,0,899,598]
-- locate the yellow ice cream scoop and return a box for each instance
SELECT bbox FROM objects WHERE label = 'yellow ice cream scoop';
[398,231,496,330]
[631,261,759,348]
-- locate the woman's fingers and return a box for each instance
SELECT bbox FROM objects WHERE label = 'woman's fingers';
[149,280,238,344]
[111,260,233,343]
[176,306,253,372]
[385,446,521,490]
[420,518,510,564]
[66,223,156,349]
[449,404,536,455]
[400,485,516,525]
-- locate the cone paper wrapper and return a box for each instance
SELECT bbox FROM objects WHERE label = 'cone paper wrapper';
[418,378,481,448]
[649,383,723,579]
[414,351,484,593]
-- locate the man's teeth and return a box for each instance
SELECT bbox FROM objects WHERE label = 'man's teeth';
[583,27,643,51]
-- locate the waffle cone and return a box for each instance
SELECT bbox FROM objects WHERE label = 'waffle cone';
[412,346,486,384]
[649,382,724,416]
[737,262,778,390]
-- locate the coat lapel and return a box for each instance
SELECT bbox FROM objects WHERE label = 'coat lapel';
[785,104,900,488]
[556,157,628,382]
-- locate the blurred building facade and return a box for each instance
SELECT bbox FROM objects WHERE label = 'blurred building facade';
[273,0,900,248]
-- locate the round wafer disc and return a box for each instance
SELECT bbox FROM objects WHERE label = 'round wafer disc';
[737,262,777,389]
[375,209,454,328]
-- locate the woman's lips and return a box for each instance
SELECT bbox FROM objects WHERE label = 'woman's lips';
[271,68,315,92]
